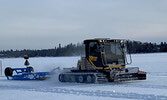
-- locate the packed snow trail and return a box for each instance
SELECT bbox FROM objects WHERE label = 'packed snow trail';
[0,80,167,100]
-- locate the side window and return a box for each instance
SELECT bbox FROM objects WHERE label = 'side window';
[89,42,100,55]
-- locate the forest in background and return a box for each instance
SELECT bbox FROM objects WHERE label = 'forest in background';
[0,41,167,58]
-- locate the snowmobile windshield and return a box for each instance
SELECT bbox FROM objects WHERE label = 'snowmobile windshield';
[103,42,125,65]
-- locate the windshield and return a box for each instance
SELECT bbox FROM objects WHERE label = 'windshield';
[103,42,125,65]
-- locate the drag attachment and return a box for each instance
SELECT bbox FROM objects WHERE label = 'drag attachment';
[4,55,50,80]
[4,67,50,80]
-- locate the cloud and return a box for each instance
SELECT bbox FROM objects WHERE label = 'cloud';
[0,0,167,50]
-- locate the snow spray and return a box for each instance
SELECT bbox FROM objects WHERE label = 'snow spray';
[0,60,2,76]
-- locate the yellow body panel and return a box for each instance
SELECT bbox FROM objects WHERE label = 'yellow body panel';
[104,65,125,69]
[89,56,125,70]
[89,56,98,61]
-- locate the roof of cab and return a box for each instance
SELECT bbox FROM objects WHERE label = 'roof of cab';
[84,38,124,44]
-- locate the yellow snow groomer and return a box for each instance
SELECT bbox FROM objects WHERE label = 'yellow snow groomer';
[59,38,146,83]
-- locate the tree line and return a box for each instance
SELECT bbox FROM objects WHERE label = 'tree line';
[127,41,167,53]
[0,41,167,58]
[0,43,85,58]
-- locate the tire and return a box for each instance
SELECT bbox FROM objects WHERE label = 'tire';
[70,76,75,82]
[78,75,84,83]
[27,66,34,72]
[64,75,70,82]
[125,69,129,73]
[86,75,92,83]
[5,67,13,76]
[59,74,63,82]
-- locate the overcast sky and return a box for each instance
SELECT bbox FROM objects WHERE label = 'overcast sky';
[0,0,167,50]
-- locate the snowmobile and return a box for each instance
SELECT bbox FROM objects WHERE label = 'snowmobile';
[59,38,146,83]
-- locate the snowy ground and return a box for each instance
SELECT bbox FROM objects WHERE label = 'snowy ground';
[0,53,167,100]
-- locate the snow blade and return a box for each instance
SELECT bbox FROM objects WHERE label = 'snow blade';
[113,67,146,82]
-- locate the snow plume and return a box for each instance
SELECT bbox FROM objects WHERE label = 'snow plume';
[0,60,2,76]
[48,67,62,83]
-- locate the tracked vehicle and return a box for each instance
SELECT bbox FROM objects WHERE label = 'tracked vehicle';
[59,38,146,83]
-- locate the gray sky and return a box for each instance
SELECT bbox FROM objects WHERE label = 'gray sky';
[0,0,167,50]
